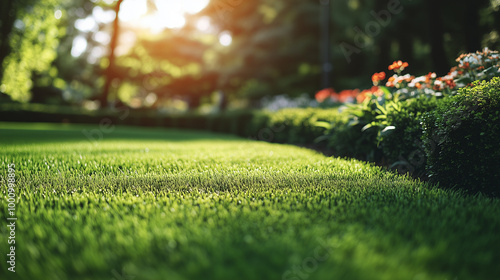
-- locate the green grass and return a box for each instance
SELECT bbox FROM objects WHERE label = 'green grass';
[0,122,499,280]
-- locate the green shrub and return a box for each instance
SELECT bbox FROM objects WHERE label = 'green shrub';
[377,97,439,175]
[324,101,381,162]
[268,108,344,144]
[422,78,500,196]
[246,110,273,140]
[246,108,345,145]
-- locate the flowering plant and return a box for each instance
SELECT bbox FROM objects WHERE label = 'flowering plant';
[315,48,500,172]
[379,48,500,100]
[315,88,360,104]
[315,48,500,106]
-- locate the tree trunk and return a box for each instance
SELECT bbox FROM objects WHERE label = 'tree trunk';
[100,0,123,108]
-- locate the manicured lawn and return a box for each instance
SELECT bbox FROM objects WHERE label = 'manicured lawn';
[0,122,499,280]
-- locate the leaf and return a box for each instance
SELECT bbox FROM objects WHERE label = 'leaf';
[348,110,365,118]
[391,100,402,112]
[375,102,387,115]
[361,123,374,132]
[348,119,360,127]
[381,126,396,133]
[314,121,332,129]
[379,86,392,96]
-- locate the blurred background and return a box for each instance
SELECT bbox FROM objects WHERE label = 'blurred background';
[0,0,499,112]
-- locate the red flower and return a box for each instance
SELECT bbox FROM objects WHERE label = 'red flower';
[459,62,470,69]
[388,60,409,71]
[445,80,456,89]
[371,72,386,85]
[315,88,335,103]
[336,89,359,103]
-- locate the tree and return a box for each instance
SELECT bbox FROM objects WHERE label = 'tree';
[109,27,218,109]
[0,0,65,102]
[0,0,39,79]
[201,0,323,98]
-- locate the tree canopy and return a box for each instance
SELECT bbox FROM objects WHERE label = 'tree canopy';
[1,0,499,107]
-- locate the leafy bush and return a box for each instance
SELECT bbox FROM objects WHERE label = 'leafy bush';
[422,78,500,196]
[324,103,381,162]
[374,97,440,175]
[248,108,346,145]
[381,48,500,101]
[317,49,500,171]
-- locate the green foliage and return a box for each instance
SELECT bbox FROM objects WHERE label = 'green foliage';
[202,0,322,97]
[422,78,500,196]
[320,49,500,171]
[453,48,500,87]
[237,79,272,101]
[322,97,385,161]
[247,108,347,144]
[1,123,500,279]
[375,97,440,175]
[1,0,64,102]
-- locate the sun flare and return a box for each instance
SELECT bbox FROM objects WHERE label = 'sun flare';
[119,0,209,30]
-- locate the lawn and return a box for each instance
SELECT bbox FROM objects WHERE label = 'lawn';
[1,122,499,280]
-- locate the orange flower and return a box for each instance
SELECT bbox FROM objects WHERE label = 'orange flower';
[356,86,382,103]
[405,75,415,83]
[371,86,384,97]
[337,89,359,103]
[356,90,372,103]
[425,72,436,83]
[388,60,409,71]
[386,76,396,87]
[371,72,386,85]
[315,88,335,103]
[456,53,467,62]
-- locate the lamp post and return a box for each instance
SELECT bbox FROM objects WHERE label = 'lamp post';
[320,0,332,89]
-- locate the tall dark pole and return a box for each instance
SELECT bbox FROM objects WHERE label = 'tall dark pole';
[320,0,332,89]
[101,0,123,108]
[426,0,449,76]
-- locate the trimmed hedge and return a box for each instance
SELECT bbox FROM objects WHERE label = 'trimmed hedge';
[422,78,500,196]
[377,97,440,176]
[0,105,342,146]
[247,108,347,144]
